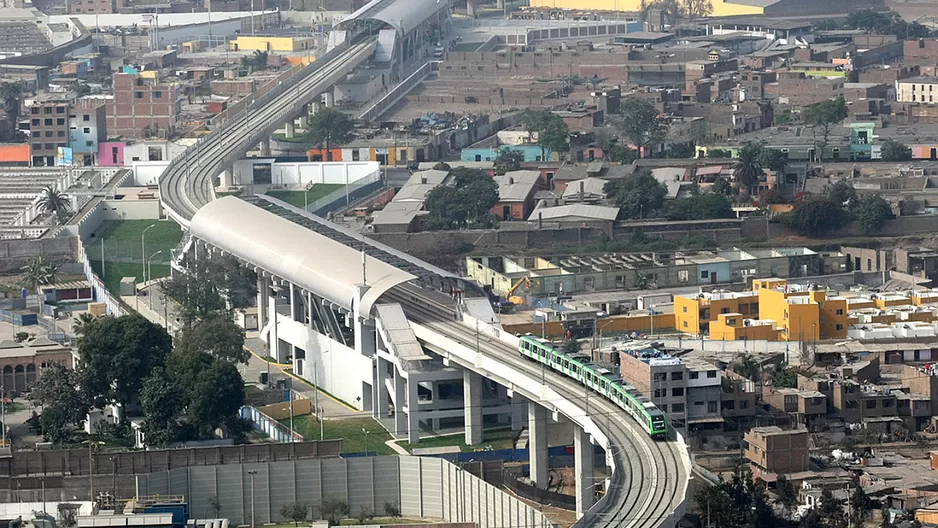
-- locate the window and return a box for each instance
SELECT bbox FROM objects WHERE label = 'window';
[55,106,64,113]
[740,400,749,409]
[678,270,689,283]
[690,371,699,379]
[135,92,144,99]
[836,309,844,315]
[671,371,683,381]
[707,371,717,378]
[659,404,668,412]
[883,399,894,408]
[707,401,718,413]
[56,131,65,137]
[672,387,684,397]
[653,373,667,382]
[153,91,162,99]
[654,388,667,398]
[44,119,52,126]
[784,395,798,405]
[683,321,688,328]
[694,401,704,406]
[727,318,737,325]
[86,141,93,147]
[31,108,38,114]
[683,306,688,313]
[44,143,54,150]
[913,94,918,102]
[721,307,730,314]
[44,131,52,137]
[83,114,90,122]
[83,127,91,134]
[31,143,41,150]
[701,270,710,279]
[43,107,52,114]
[671,403,684,412]
[836,324,844,330]
[56,118,65,126]
[846,400,858,409]
[723,401,735,410]
[31,119,39,126]
[865,400,876,409]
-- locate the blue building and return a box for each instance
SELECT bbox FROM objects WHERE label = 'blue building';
[461,144,552,163]
[68,97,107,165]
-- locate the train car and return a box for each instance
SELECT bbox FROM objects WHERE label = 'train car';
[518,335,668,439]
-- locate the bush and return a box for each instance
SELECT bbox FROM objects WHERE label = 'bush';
[384,502,401,518]
[320,497,349,526]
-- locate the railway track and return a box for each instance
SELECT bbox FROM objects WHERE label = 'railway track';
[159,39,377,225]
[383,287,689,528]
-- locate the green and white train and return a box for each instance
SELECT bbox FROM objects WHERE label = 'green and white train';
[518,335,669,439]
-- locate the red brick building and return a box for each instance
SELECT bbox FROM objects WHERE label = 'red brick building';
[107,73,182,138]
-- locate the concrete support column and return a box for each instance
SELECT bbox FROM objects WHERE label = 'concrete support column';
[298,105,309,128]
[511,394,526,431]
[260,138,271,157]
[407,376,420,444]
[528,402,548,489]
[323,91,334,108]
[269,286,280,362]
[309,101,321,116]
[257,275,269,332]
[394,369,407,436]
[220,167,233,189]
[285,121,296,139]
[575,427,595,518]
[463,370,483,445]
[376,357,390,419]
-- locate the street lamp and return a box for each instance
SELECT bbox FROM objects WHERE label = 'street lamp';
[247,469,258,527]
[147,250,163,310]
[138,224,156,311]
[362,428,369,456]
[84,440,104,508]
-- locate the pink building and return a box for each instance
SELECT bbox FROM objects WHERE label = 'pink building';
[98,141,125,165]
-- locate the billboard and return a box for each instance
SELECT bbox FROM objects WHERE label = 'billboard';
[56,147,73,166]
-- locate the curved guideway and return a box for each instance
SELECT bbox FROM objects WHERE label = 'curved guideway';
[382,287,690,528]
[159,39,377,225]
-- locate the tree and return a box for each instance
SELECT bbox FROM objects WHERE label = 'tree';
[777,475,797,511]
[182,354,245,437]
[711,178,732,196]
[880,139,912,162]
[694,464,776,528]
[425,168,498,229]
[78,315,172,408]
[307,108,355,157]
[759,189,787,205]
[240,50,269,72]
[642,0,684,25]
[21,255,60,290]
[139,366,182,447]
[73,312,96,336]
[519,109,569,162]
[758,148,788,175]
[320,497,350,526]
[856,194,892,234]
[432,162,451,171]
[828,180,858,209]
[383,503,400,518]
[682,0,712,18]
[176,314,248,363]
[280,502,310,527]
[604,169,667,220]
[0,82,22,142]
[708,148,732,158]
[561,339,580,355]
[782,197,851,237]
[819,489,847,528]
[161,255,227,322]
[802,98,848,162]
[733,355,760,380]
[29,363,90,444]
[771,363,798,388]
[39,186,72,223]
[615,97,667,158]
[733,141,765,197]
[666,193,733,221]
[850,484,873,525]
[494,148,524,175]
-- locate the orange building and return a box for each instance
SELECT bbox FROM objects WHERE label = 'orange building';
[0,144,31,166]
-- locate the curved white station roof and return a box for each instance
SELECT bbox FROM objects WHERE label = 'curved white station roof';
[190,196,416,316]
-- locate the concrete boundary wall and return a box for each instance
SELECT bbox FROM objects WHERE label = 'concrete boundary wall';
[135,457,552,528]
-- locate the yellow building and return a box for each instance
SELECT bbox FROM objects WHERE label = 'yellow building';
[230,36,316,52]
[528,0,766,16]
[675,279,849,342]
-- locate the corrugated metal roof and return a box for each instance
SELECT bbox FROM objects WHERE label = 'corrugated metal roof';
[375,303,429,361]
[370,0,449,35]
[530,204,619,222]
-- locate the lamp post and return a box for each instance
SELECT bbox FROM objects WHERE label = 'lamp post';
[247,469,258,527]
[84,440,104,509]
[362,428,369,456]
[138,224,156,311]
[147,250,163,310]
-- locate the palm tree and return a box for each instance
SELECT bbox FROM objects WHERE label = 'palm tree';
[73,312,96,336]
[21,255,59,290]
[38,186,72,223]
[732,141,764,198]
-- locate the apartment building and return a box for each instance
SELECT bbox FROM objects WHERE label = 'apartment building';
[896,77,938,105]
[675,278,849,341]
[763,388,827,427]
[106,72,182,138]
[69,97,107,166]
[744,426,810,476]
[721,372,758,421]
[25,91,74,167]
[619,347,689,428]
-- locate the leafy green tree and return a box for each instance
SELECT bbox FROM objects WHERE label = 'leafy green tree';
[73,312,96,336]
[78,315,172,408]
[214,255,258,310]
[176,314,248,363]
[782,198,851,237]
[162,255,226,322]
[604,168,667,219]
[320,497,350,526]
[771,363,798,388]
[494,148,524,175]
[694,464,775,528]
[240,50,269,72]
[425,168,498,229]
[21,255,60,290]
[602,139,638,164]
[759,189,787,205]
[139,366,182,447]
[880,139,912,162]
[856,194,892,234]
[802,98,848,162]
[828,180,858,209]
[185,355,245,437]
[758,148,788,174]
[733,355,760,380]
[683,0,713,18]
[280,502,310,527]
[819,489,847,528]
[707,148,732,158]
[776,475,797,511]
[615,97,667,159]
[39,186,72,223]
[307,108,354,158]
[519,109,569,162]
[667,193,734,221]
[561,339,579,355]
[29,363,90,444]
[712,178,732,196]
[733,141,764,197]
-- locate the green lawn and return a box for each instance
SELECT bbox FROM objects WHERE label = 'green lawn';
[285,415,394,455]
[265,184,343,209]
[89,260,171,295]
[451,42,482,52]
[400,427,519,453]
[86,220,183,263]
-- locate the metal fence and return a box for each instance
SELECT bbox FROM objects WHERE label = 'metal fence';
[309,171,382,216]
[240,405,304,443]
[358,61,439,123]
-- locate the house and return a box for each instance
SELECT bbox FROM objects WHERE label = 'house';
[528,203,619,233]
[561,177,609,202]
[492,170,540,221]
